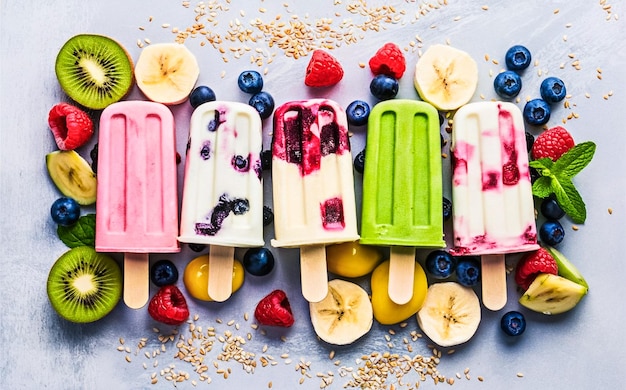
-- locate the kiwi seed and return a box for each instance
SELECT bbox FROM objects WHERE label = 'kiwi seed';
[55,34,134,110]
[47,246,122,323]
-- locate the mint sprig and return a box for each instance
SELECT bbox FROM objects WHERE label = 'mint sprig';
[57,213,96,248]
[529,141,596,224]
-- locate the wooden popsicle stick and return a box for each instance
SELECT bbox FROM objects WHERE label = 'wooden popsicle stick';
[123,252,150,309]
[481,253,507,311]
[300,245,329,303]
[388,246,416,305]
[208,245,235,302]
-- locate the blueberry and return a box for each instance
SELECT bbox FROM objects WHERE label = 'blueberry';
[442,197,452,221]
[523,98,551,126]
[263,205,274,226]
[90,143,98,173]
[500,311,526,336]
[231,198,250,215]
[237,70,264,94]
[189,243,207,252]
[249,91,275,119]
[261,150,272,170]
[425,250,457,279]
[243,247,275,276]
[539,219,565,246]
[525,131,535,152]
[353,149,365,174]
[540,76,567,104]
[540,198,565,220]
[505,45,532,71]
[189,85,216,108]
[455,257,481,287]
[232,154,249,171]
[494,70,522,99]
[346,100,371,126]
[370,75,399,100]
[150,259,179,286]
[50,197,81,226]
[529,167,541,184]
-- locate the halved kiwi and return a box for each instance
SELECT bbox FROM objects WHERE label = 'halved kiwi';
[55,34,134,110]
[47,246,122,323]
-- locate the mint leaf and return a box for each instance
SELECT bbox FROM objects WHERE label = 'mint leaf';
[57,213,96,248]
[551,178,587,224]
[552,141,596,177]
[532,176,556,198]
[529,157,554,172]
[529,141,595,223]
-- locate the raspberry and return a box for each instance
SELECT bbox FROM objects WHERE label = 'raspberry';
[48,103,94,150]
[304,50,344,88]
[502,161,520,185]
[254,289,295,327]
[514,248,558,290]
[368,42,406,79]
[531,126,575,161]
[148,285,190,325]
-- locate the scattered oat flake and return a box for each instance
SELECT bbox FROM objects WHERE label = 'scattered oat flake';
[482,5,489,10]
[517,372,525,378]
[608,208,613,214]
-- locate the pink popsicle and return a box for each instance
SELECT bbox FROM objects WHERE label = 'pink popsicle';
[96,101,180,309]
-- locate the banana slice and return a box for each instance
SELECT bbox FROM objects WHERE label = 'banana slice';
[413,44,478,111]
[519,273,588,315]
[416,282,481,347]
[46,150,97,205]
[309,279,373,345]
[134,43,200,105]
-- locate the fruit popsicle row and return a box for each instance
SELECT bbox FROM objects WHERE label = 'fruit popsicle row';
[94,98,538,310]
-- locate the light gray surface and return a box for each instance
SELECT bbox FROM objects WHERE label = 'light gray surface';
[1,1,625,389]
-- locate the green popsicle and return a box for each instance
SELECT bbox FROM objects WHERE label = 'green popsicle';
[360,99,445,304]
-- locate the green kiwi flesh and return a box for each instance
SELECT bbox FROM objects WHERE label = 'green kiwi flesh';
[55,34,133,110]
[47,246,122,323]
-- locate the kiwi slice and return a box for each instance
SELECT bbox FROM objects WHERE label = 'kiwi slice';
[47,246,122,323]
[55,34,134,110]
